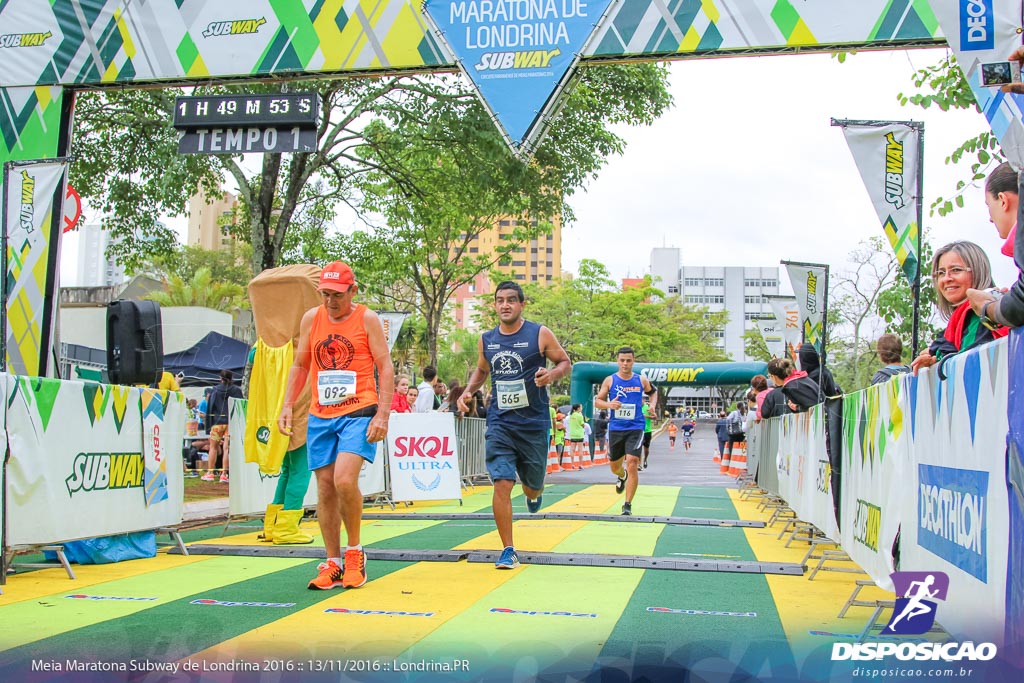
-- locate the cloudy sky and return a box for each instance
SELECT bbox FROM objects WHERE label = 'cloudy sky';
[61,47,1019,292]
[562,47,1019,291]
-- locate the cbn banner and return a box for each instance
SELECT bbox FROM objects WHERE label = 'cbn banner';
[2,159,67,377]
[766,295,801,361]
[228,399,385,517]
[783,262,828,352]
[778,406,839,542]
[900,338,1009,644]
[840,378,911,592]
[388,412,462,501]
[755,316,786,361]
[839,122,920,284]
[5,376,183,546]
[141,388,187,507]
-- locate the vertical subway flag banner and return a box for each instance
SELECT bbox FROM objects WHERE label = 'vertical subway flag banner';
[2,159,67,377]
[783,262,827,351]
[422,0,615,155]
[766,295,801,362]
[839,123,920,284]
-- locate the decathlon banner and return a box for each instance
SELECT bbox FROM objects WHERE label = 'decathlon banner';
[839,378,912,592]
[141,388,187,508]
[838,122,921,284]
[930,0,1024,170]
[227,399,384,517]
[5,376,182,545]
[900,339,1010,644]
[422,0,614,154]
[2,159,67,377]
[782,262,828,352]
[779,406,839,542]
[765,295,801,362]
[387,412,462,501]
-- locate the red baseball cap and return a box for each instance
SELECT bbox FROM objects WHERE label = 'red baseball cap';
[319,261,355,293]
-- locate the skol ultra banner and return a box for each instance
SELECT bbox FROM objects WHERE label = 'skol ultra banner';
[900,338,1010,644]
[766,295,801,362]
[930,1,1024,169]
[388,412,462,501]
[783,261,828,352]
[2,159,67,377]
[840,377,911,592]
[5,376,182,545]
[839,122,921,284]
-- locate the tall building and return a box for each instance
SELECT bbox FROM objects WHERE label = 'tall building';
[451,215,562,331]
[650,248,780,414]
[650,247,780,362]
[75,221,127,287]
[187,189,239,251]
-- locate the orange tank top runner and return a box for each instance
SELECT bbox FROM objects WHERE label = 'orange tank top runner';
[308,304,378,418]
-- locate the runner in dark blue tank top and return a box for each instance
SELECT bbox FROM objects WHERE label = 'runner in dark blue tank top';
[594,347,657,516]
[458,281,571,569]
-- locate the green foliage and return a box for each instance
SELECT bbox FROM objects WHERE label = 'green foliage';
[474,261,729,395]
[898,54,1004,216]
[435,328,482,388]
[144,267,246,312]
[141,243,254,290]
[742,328,771,362]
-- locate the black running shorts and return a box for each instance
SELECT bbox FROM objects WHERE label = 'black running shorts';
[608,430,644,462]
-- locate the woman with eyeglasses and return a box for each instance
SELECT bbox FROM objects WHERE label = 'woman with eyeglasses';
[911,240,1010,375]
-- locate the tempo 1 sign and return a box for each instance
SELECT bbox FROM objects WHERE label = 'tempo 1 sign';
[177,127,318,155]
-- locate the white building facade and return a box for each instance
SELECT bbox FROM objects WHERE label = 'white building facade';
[75,222,126,287]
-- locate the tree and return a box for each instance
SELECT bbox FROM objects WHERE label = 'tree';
[142,243,254,290]
[898,54,1003,216]
[742,328,771,362]
[144,267,246,313]
[72,66,671,279]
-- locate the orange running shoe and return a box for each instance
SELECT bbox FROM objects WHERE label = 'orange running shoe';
[342,548,367,588]
[307,559,343,590]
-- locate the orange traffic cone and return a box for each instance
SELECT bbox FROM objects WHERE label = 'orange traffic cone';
[712,448,721,463]
[546,441,561,474]
[594,443,607,465]
[719,444,732,474]
[727,442,747,478]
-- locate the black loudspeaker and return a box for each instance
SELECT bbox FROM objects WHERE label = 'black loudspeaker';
[106,300,163,386]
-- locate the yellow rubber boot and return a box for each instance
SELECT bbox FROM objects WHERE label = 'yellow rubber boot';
[259,503,283,543]
[272,509,314,545]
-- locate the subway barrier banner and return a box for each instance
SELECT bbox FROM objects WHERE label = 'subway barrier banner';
[4,375,182,545]
[765,295,801,362]
[227,399,385,517]
[3,159,67,377]
[0,373,6,560]
[900,338,1009,644]
[838,122,921,284]
[783,262,828,352]
[840,377,911,591]
[388,412,462,501]
[780,406,839,542]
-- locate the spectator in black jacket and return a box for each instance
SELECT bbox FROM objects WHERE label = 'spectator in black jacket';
[767,357,819,413]
[798,343,841,398]
[201,369,243,483]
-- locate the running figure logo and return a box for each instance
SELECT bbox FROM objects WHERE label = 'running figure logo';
[882,571,949,635]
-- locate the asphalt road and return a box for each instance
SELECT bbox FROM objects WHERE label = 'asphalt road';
[549,420,739,488]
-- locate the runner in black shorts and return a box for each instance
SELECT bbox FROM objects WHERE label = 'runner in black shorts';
[594,347,657,516]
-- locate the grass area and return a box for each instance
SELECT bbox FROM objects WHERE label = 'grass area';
[183,475,229,502]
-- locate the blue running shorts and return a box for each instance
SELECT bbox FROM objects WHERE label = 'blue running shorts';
[307,413,376,470]
[485,423,548,491]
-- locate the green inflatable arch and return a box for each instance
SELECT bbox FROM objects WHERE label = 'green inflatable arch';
[570,361,768,418]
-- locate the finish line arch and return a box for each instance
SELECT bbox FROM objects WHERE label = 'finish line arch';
[570,361,767,418]
[0,1,1017,377]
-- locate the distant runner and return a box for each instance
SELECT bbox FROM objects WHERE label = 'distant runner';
[681,420,695,451]
[667,421,677,449]
[594,347,657,516]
